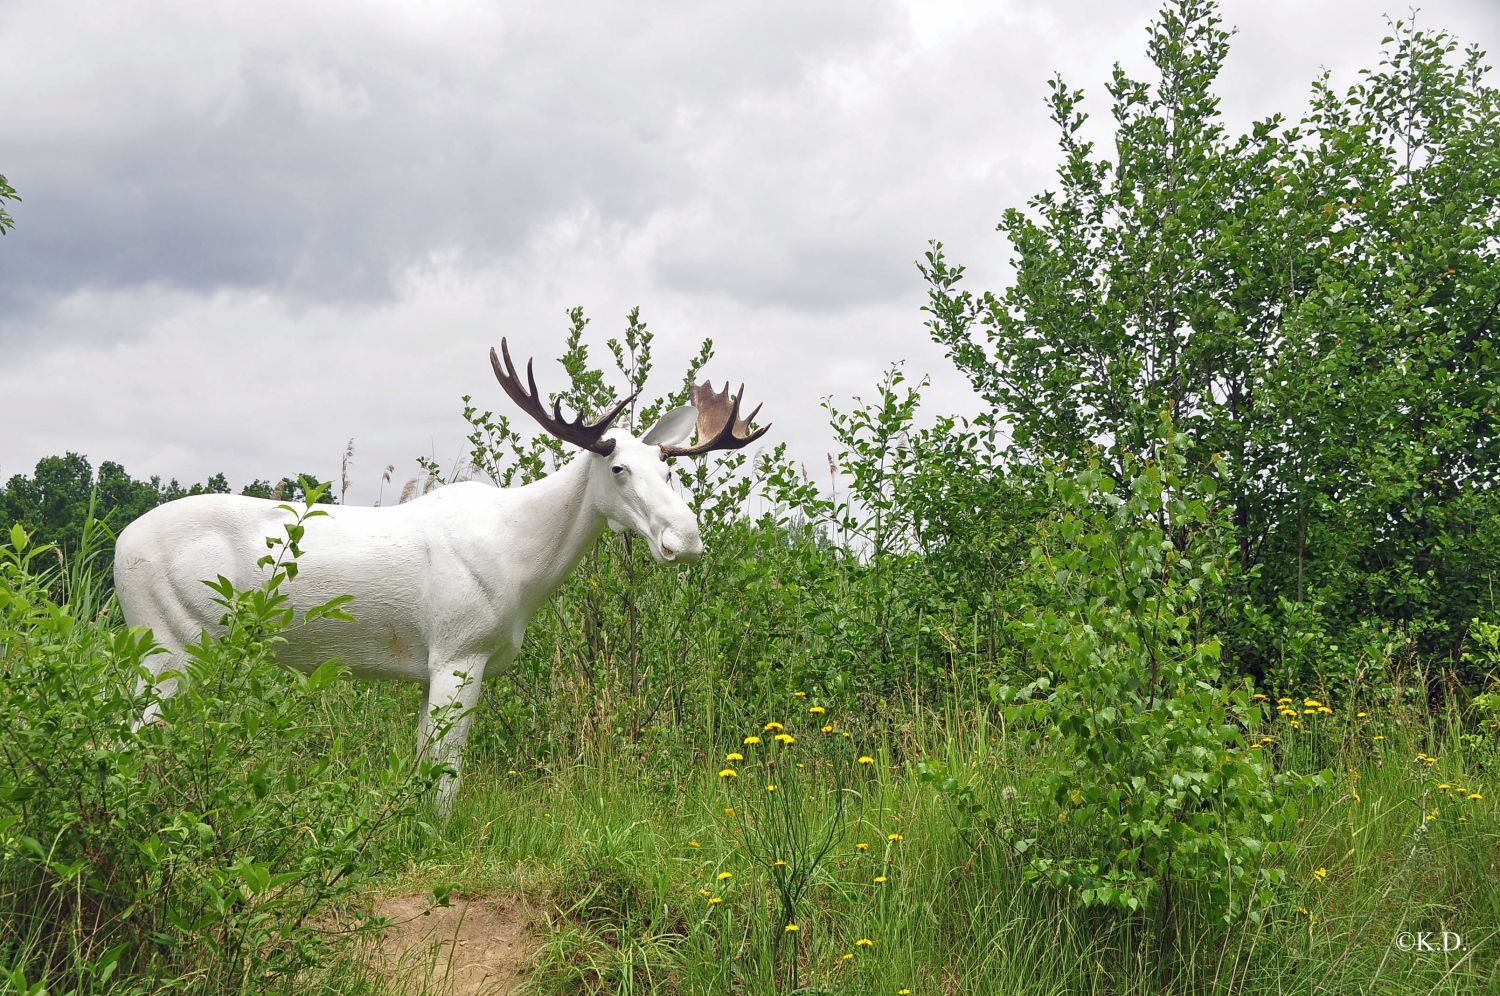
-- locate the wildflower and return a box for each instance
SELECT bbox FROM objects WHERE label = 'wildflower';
[764,722,785,732]
[809,706,826,716]
[899,989,911,994]
[543,812,552,818]
[725,807,736,817]
[1277,697,1293,705]
[841,731,852,738]
[1373,735,1385,740]
[725,753,745,763]
[784,923,799,933]
[708,896,723,905]
[842,953,854,961]
[766,784,778,792]
[719,768,738,778]
[1318,706,1333,715]
[1357,711,1368,718]
[1252,693,1267,700]
[1469,793,1484,800]
[689,840,701,848]
[794,691,806,698]
[858,756,875,765]
[507,769,518,775]
[1438,783,1451,790]
[773,859,787,867]
[821,725,834,733]
[775,733,796,745]
[1304,698,1322,708]
[1314,867,1327,882]
[874,875,889,883]
[1303,708,1316,715]
[1290,720,1303,729]
[1425,812,1437,822]
[743,735,762,745]
[855,842,870,851]
[1250,743,1263,750]
[796,762,805,769]
[717,871,733,881]
[699,889,713,897]
[856,938,874,947]
[888,833,904,841]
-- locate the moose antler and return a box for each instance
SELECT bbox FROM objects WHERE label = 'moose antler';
[490,338,636,456]
[660,380,770,458]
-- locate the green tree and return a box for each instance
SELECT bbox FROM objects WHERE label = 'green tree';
[922,0,1500,676]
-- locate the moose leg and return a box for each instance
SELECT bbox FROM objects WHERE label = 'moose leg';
[421,661,486,819]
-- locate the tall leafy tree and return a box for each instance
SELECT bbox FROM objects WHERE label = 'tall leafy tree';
[922,0,1500,673]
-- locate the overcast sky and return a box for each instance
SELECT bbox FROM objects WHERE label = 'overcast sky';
[4,0,1498,505]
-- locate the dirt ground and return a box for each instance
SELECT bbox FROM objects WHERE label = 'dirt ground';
[364,892,539,995]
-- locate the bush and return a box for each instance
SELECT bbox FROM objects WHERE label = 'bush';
[0,497,445,993]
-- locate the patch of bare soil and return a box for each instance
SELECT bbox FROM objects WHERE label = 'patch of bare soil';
[365,893,539,995]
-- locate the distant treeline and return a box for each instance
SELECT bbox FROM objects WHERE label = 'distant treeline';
[0,452,333,562]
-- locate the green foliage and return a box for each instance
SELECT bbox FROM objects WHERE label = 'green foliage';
[922,0,1500,678]
[982,420,1288,926]
[0,497,443,993]
[0,173,17,234]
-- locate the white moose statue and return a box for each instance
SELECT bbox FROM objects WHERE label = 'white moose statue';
[115,340,767,816]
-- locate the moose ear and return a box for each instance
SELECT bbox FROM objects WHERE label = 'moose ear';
[641,405,699,447]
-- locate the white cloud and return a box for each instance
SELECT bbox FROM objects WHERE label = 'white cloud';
[2,0,1497,503]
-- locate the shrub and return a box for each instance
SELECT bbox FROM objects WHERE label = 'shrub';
[0,494,445,993]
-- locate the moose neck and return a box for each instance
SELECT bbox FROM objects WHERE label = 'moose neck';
[506,450,608,614]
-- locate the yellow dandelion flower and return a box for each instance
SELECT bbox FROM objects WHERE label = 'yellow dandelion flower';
[1318,706,1333,714]
[856,937,874,947]
[810,705,826,714]
[842,953,854,961]
[1250,743,1263,750]
[1460,815,1469,822]
[1425,812,1437,821]
[1314,867,1327,882]
[773,859,787,866]
[708,896,723,905]
[699,889,712,897]
[1303,708,1316,715]
[1469,793,1483,800]
[1277,697,1293,704]
[743,736,762,745]
[821,725,834,733]
[794,691,806,698]
[855,842,869,851]
[726,753,744,763]
[784,923,799,932]
[1438,783,1451,790]
[689,840,701,848]
[1304,698,1322,708]
[858,755,875,765]
[1357,711,1368,718]
[764,722,785,732]
[1290,720,1303,729]
[841,731,852,738]
[717,871,733,881]
[1373,735,1385,740]
[874,875,888,883]
[899,989,912,994]
[888,833,904,841]
[1252,693,1267,700]
[775,733,796,745]
[766,784,778,792]
[719,768,738,778]
[725,807,736,817]
[507,769,518,775]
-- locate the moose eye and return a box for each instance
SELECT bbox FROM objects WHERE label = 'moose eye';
[611,465,625,475]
